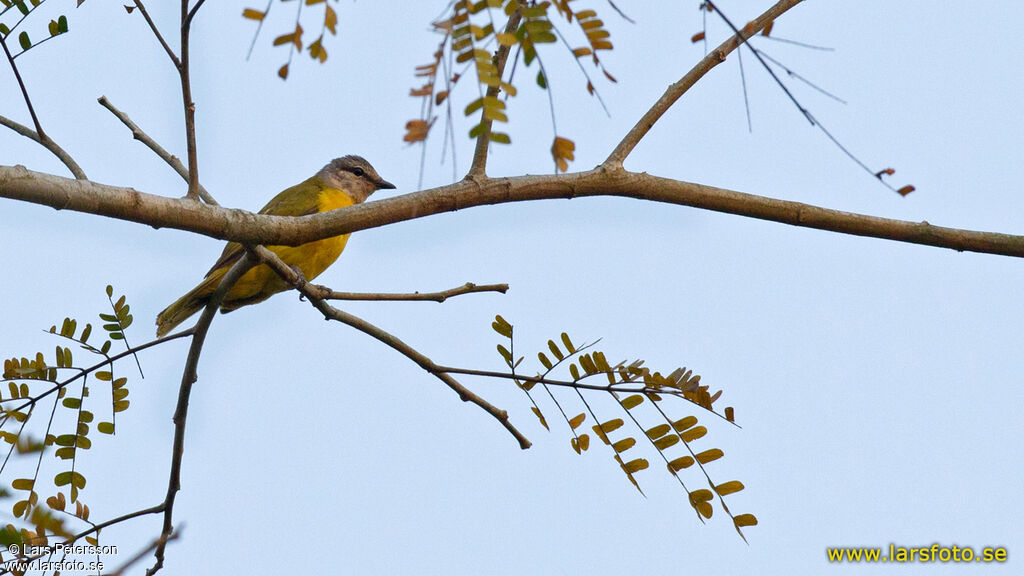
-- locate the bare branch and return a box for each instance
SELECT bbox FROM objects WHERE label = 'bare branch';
[97,96,218,205]
[604,0,804,167]
[0,115,87,179]
[316,282,509,302]
[149,252,256,575]
[179,0,201,201]
[4,164,1024,258]
[251,246,532,449]
[132,0,181,68]
[0,31,45,138]
[467,9,523,178]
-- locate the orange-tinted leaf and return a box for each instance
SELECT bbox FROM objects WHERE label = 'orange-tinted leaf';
[242,8,265,21]
[734,513,758,527]
[568,413,586,430]
[696,448,723,464]
[897,185,915,196]
[691,31,705,43]
[714,480,745,496]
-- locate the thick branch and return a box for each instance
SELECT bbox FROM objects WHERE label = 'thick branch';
[467,9,523,178]
[3,164,1023,258]
[250,246,532,449]
[0,115,87,179]
[605,0,804,166]
[98,96,217,205]
[314,282,509,302]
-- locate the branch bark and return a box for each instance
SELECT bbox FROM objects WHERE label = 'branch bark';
[3,164,1023,258]
[250,246,532,449]
[467,9,523,178]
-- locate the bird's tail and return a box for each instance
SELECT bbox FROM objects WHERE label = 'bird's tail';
[155,272,224,338]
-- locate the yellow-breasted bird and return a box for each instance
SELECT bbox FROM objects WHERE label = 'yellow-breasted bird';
[155,155,395,337]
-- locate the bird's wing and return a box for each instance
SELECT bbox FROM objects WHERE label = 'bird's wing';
[204,176,325,277]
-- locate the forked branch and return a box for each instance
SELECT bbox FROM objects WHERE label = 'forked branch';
[250,246,532,449]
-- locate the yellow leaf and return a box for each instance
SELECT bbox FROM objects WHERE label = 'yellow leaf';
[696,448,723,464]
[596,418,623,434]
[621,458,648,474]
[672,416,697,432]
[612,437,635,453]
[242,8,265,21]
[734,513,758,527]
[620,394,644,410]
[714,481,744,496]
[680,426,706,443]
[667,456,694,472]
[568,413,585,430]
[645,423,669,439]
[531,406,549,430]
[653,434,679,451]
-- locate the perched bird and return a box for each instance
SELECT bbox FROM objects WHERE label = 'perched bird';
[155,155,395,337]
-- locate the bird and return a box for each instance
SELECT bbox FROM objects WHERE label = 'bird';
[155,155,395,337]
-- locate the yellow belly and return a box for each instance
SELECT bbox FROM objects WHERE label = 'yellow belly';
[222,187,355,308]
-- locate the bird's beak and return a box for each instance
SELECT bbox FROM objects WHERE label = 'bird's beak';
[377,179,396,190]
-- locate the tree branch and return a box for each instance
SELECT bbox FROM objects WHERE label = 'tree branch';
[0,115,87,179]
[149,252,255,575]
[250,246,532,449]
[605,0,804,167]
[467,9,522,178]
[97,96,217,205]
[0,31,45,139]
[4,164,1024,258]
[179,0,200,201]
[313,282,509,302]
[132,0,181,68]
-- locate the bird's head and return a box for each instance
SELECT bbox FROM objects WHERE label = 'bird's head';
[317,155,396,203]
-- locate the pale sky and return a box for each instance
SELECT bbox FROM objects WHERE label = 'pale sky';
[1,1,1022,575]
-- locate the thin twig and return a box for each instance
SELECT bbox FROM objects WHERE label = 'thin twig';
[250,246,532,449]
[178,0,201,201]
[604,0,803,166]
[148,253,256,575]
[0,31,44,138]
[315,282,508,302]
[133,0,181,67]
[467,9,523,178]
[0,114,87,179]
[110,529,180,576]
[97,96,217,205]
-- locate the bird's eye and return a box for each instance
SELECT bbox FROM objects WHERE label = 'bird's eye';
[352,168,365,177]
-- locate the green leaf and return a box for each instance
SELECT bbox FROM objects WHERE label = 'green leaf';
[58,15,68,33]
[491,315,513,337]
[97,422,114,434]
[10,478,33,491]
[547,340,563,361]
[560,333,575,354]
[537,352,552,370]
[497,344,512,365]
[489,132,510,144]
[61,398,81,409]
[536,70,547,89]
